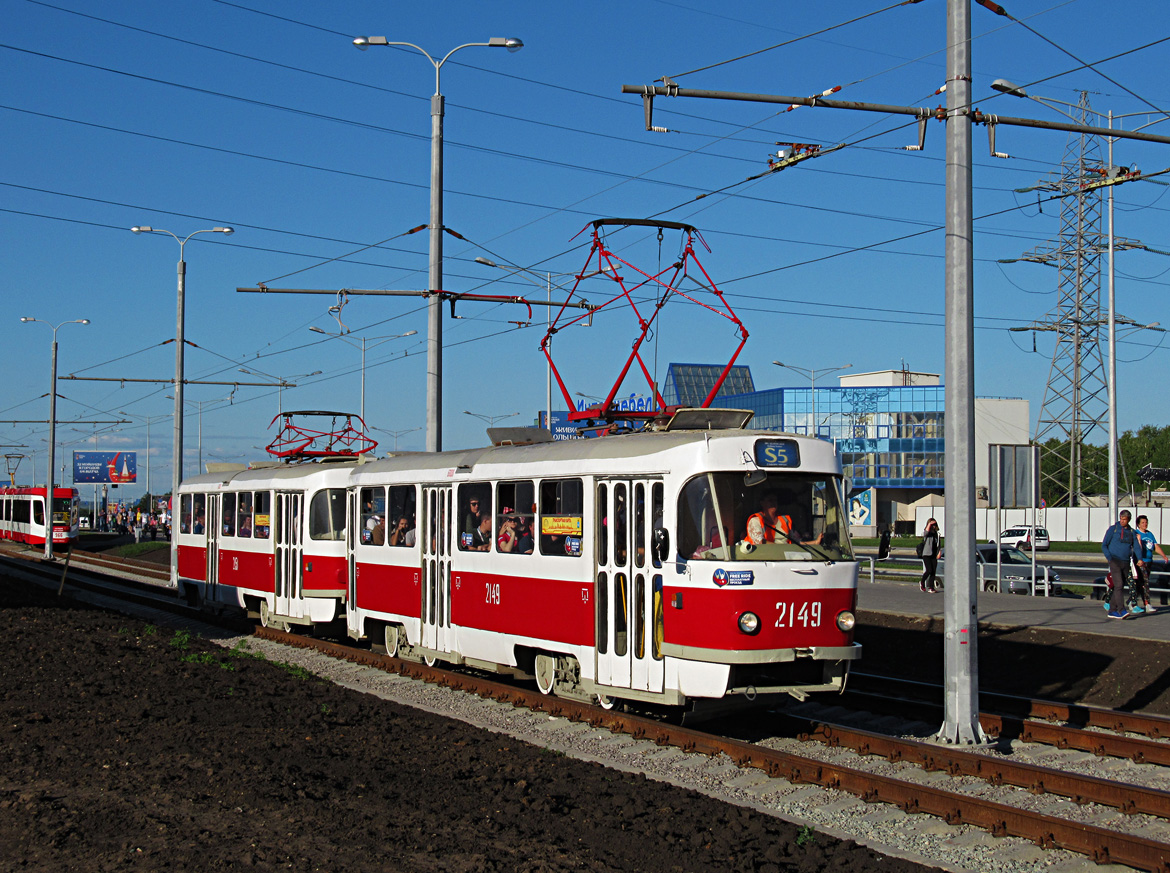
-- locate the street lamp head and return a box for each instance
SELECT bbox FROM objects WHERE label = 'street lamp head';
[402,330,418,338]
[309,326,327,335]
[130,226,152,233]
[488,37,524,52]
[213,227,234,235]
[78,319,90,325]
[353,36,388,50]
[20,317,34,323]
[771,360,784,367]
[475,256,499,268]
[991,78,1027,98]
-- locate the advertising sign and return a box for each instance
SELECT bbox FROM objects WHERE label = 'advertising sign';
[73,451,137,484]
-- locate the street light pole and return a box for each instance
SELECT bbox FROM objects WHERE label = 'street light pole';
[771,361,852,437]
[309,327,416,424]
[132,224,233,585]
[354,34,523,453]
[21,317,90,560]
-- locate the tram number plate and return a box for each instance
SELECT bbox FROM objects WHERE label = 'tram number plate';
[774,601,821,628]
[485,582,501,605]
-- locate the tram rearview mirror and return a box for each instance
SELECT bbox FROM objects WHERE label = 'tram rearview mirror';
[744,469,767,487]
[652,527,670,563]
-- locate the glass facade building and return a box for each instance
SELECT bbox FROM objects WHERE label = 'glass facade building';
[709,382,946,491]
[663,363,755,407]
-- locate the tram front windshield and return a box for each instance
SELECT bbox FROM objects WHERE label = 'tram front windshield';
[678,472,853,562]
[52,497,76,526]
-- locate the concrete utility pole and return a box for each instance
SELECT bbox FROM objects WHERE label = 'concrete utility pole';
[939,0,985,745]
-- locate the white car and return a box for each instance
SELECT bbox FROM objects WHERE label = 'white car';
[999,526,1049,552]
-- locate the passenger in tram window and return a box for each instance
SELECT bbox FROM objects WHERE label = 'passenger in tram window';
[370,515,386,546]
[390,514,416,547]
[463,497,483,535]
[238,513,252,538]
[515,515,534,554]
[193,511,206,535]
[497,514,519,552]
[470,514,492,551]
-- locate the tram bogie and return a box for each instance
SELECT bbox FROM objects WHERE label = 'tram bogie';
[176,422,861,707]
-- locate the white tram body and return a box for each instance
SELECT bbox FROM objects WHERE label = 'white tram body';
[176,425,860,706]
[0,487,80,547]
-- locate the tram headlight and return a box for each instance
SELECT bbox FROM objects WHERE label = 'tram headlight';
[836,611,856,632]
[737,612,760,635]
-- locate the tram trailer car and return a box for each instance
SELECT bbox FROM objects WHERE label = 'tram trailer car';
[0,487,80,547]
[177,425,860,708]
[175,460,355,625]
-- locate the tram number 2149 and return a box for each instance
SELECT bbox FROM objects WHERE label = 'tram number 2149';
[485,582,501,605]
[774,601,821,628]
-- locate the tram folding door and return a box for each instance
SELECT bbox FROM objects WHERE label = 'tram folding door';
[205,494,220,600]
[421,485,452,658]
[595,479,664,695]
[275,492,303,619]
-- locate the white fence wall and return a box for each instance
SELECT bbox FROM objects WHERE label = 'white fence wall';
[914,505,1170,543]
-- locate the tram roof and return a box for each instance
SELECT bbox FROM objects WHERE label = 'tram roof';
[178,428,840,491]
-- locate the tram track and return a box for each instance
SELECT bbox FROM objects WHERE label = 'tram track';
[6,548,1170,871]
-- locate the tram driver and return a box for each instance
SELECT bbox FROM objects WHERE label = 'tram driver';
[745,489,823,547]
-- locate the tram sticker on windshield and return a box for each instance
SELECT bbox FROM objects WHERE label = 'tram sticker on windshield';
[542,516,583,536]
[713,568,754,587]
[754,439,800,468]
[565,536,582,557]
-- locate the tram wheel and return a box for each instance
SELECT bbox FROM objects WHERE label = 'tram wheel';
[383,625,400,658]
[534,654,556,695]
[258,600,288,632]
[596,693,621,711]
[423,654,438,667]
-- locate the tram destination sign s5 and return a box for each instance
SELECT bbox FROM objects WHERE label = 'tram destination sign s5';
[73,451,137,484]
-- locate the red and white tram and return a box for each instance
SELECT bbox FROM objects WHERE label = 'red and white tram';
[176,415,860,707]
[0,486,80,547]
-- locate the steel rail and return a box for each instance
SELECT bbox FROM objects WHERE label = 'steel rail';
[256,626,1170,872]
[778,712,1170,820]
[840,686,1170,766]
[851,671,1170,740]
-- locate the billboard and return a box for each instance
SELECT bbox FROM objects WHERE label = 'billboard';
[74,451,137,484]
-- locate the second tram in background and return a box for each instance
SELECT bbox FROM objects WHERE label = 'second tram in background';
[174,409,860,710]
[0,486,80,547]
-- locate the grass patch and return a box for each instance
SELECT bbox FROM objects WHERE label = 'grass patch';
[110,542,171,559]
[169,629,192,650]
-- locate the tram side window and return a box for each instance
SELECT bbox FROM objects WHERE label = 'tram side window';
[14,499,30,524]
[387,485,417,548]
[33,500,44,526]
[308,488,346,541]
[540,478,583,558]
[238,492,254,538]
[222,493,236,537]
[360,486,387,545]
[254,491,271,539]
[193,497,206,535]
[180,494,193,534]
[495,480,534,555]
[651,482,664,569]
[458,485,492,552]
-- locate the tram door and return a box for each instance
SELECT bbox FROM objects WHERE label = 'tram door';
[274,492,302,618]
[420,485,453,655]
[205,494,220,600]
[595,479,664,695]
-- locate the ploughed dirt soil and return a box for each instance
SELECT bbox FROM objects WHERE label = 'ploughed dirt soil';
[0,574,931,873]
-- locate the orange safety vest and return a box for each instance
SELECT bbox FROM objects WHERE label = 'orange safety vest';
[746,512,793,545]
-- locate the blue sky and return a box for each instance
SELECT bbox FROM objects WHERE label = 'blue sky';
[3,0,1169,498]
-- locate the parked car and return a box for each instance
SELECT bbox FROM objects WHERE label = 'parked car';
[939,544,1061,595]
[998,526,1050,552]
[79,516,91,529]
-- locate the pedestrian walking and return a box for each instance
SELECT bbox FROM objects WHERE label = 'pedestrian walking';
[1134,515,1167,613]
[917,518,941,593]
[1102,510,1141,619]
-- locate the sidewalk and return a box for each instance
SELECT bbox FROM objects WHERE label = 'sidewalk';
[857,578,1170,641]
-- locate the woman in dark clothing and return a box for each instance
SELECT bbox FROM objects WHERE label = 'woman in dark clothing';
[919,518,941,593]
